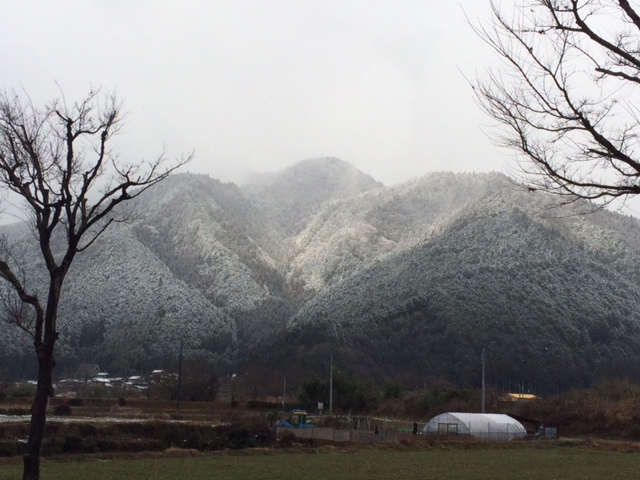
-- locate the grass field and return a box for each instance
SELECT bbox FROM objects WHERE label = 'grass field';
[0,444,638,480]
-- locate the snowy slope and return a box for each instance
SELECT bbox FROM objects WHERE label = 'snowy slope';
[2,160,640,390]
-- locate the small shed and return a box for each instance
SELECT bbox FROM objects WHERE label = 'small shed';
[423,412,526,441]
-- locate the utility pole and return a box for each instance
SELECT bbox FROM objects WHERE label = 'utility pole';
[329,355,333,416]
[481,347,486,414]
[282,376,286,413]
[176,340,184,414]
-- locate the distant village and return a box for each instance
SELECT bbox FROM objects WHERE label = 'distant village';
[14,365,176,399]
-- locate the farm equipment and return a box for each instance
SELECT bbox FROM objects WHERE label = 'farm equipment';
[291,409,313,428]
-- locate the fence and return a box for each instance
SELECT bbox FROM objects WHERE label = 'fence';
[276,427,396,443]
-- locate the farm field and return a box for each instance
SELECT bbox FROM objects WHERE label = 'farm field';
[0,445,638,480]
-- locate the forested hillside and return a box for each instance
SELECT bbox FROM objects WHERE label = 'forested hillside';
[2,157,640,393]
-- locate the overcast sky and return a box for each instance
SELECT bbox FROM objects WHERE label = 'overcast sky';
[2,1,507,187]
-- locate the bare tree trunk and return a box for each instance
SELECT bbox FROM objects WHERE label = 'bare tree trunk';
[23,275,62,480]
[23,343,54,480]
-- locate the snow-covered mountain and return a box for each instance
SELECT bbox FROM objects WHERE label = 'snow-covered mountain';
[3,157,640,391]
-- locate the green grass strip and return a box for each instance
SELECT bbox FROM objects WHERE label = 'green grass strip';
[1,447,639,480]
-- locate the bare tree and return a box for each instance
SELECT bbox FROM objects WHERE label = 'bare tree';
[0,89,192,480]
[471,1,640,206]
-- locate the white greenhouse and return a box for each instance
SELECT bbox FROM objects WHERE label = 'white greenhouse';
[422,413,526,441]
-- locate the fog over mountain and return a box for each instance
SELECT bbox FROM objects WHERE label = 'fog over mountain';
[3,157,640,393]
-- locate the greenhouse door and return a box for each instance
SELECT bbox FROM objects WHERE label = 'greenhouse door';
[438,423,458,435]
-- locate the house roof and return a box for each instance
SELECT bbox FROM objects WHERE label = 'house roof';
[503,393,539,401]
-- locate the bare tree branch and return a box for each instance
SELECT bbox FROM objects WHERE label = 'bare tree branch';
[470,0,640,205]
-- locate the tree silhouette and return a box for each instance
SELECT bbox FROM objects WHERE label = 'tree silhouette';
[0,88,192,480]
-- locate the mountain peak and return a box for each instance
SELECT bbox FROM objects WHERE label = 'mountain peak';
[243,157,381,190]
[242,157,383,234]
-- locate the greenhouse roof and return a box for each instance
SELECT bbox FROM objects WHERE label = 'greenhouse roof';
[423,412,526,438]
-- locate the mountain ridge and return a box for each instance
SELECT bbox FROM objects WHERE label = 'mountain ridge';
[1,158,640,392]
